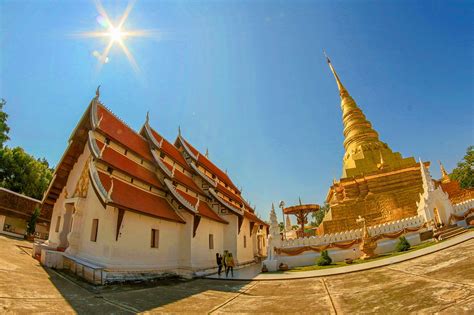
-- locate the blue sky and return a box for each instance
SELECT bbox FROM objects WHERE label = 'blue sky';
[1,0,473,221]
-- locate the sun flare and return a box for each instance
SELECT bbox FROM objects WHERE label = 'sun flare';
[74,0,161,73]
[109,27,124,42]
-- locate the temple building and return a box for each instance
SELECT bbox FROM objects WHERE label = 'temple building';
[317,56,427,235]
[38,88,267,283]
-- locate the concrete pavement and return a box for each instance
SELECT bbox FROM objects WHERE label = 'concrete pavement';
[0,234,473,314]
[206,231,474,281]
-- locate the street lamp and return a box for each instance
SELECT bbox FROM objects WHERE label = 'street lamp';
[279,200,285,240]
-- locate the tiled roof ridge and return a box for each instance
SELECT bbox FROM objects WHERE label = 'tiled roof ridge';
[98,103,147,141]
[180,136,240,192]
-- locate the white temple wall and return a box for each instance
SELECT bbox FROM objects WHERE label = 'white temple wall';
[177,211,193,269]
[191,217,225,269]
[236,218,254,264]
[76,188,184,269]
[222,214,238,259]
[47,145,91,246]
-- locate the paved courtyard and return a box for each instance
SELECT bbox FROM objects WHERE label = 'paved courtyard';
[0,235,473,314]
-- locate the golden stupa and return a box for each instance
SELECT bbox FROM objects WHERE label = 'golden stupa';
[317,55,425,235]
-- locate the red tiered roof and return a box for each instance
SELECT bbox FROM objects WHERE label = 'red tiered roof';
[96,140,163,189]
[215,183,243,205]
[148,127,191,171]
[97,170,184,223]
[244,210,266,225]
[97,105,153,162]
[176,189,227,224]
[181,138,240,193]
[161,160,203,194]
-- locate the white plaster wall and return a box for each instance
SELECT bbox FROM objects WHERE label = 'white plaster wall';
[278,232,422,267]
[191,217,225,269]
[76,187,185,270]
[236,218,255,264]
[177,211,193,269]
[47,145,91,246]
[0,215,5,231]
[222,214,238,258]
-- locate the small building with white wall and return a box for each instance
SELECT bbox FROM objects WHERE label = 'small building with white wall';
[0,188,49,239]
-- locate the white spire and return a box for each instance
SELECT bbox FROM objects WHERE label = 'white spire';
[419,158,434,192]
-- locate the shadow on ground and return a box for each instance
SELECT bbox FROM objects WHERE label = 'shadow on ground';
[46,267,252,314]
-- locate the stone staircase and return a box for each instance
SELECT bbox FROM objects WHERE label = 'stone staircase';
[434,225,468,241]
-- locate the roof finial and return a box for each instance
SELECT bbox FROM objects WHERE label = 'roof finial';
[298,197,302,205]
[107,177,114,200]
[178,125,181,137]
[146,111,150,124]
[439,161,451,183]
[205,147,209,158]
[95,85,101,99]
[323,51,348,98]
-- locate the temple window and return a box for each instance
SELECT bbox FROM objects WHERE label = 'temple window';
[105,138,110,145]
[107,166,113,174]
[55,216,61,232]
[151,229,159,248]
[209,234,214,249]
[160,152,165,159]
[130,178,134,183]
[243,235,247,248]
[90,219,99,242]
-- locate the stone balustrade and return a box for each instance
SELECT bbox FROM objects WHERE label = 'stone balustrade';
[453,198,474,214]
[280,215,425,248]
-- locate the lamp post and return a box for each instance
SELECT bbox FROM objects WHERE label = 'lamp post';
[279,200,286,240]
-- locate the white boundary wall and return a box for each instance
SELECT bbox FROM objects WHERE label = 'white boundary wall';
[280,215,425,249]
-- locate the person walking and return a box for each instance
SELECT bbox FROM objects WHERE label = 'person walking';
[222,250,228,271]
[216,253,223,277]
[225,252,235,278]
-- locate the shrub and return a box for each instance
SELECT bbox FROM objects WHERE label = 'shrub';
[26,206,41,236]
[396,236,411,252]
[317,250,332,266]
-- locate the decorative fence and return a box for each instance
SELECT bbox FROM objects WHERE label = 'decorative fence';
[453,199,474,214]
[280,215,426,249]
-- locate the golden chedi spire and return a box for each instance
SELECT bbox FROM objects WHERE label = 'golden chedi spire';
[325,53,416,178]
[439,161,451,183]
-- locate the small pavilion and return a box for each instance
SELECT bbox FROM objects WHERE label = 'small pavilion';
[284,199,320,238]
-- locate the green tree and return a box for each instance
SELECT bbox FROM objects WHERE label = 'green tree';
[0,99,10,147]
[311,203,330,227]
[0,147,53,199]
[278,221,284,232]
[451,146,474,189]
[27,206,41,236]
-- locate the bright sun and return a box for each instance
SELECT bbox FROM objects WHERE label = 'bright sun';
[109,27,123,42]
[75,0,161,73]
